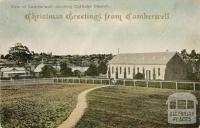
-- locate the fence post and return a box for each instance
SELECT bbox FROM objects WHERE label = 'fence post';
[134,80,135,87]
[24,78,25,85]
[123,80,125,86]
[176,82,178,90]
[101,79,102,85]
[160,81,162,89]
[109,79,110,85]
[193,82,196,91]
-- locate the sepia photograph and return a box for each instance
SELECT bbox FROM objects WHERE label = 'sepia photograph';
[0,0,200,128]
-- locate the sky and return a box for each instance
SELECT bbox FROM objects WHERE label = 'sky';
[0,0,200,55]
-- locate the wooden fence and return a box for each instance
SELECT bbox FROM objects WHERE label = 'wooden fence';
[0,78,200,91]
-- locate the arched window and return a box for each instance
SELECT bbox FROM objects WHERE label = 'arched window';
[158,68,161,76]
[124,67,127,79]
[128,67,130,75]
[153,68,156,80]
[116,67,118,72]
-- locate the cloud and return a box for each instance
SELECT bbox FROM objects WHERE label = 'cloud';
[0,0,200,55]
[0,0,4,3]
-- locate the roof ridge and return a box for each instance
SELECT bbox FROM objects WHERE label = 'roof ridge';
[118,51,177,55]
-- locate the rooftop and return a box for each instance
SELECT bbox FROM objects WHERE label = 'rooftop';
[109,52,178,65]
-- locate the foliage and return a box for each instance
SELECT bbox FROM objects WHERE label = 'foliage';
[187,72,200,81]
[180,49,200,81]
[190,50,197,59]
[60,62,73,77]
[0,55,5,59]
[97,61,107,74]
[180,49,188,59]
[85,64,99,76]
[74,70,81,77]
[5,43,33,65]
[134,73,144,79]
[41,65,56,78]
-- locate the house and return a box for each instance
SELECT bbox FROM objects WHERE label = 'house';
[34,63,46,77]
[0,59,16,67]
[34,63,60,77]
[107,52,188,80]
[70,66,89,76]
[0,67,30,79]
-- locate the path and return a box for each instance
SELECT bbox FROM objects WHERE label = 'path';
[57,85,112,128]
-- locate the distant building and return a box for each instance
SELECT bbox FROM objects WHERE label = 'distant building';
[107,52,188,80]
[34,63,46,77]
[0,67,30,79]
[34,62,60,77]
[0,59,16,67]
[70,66,89,76]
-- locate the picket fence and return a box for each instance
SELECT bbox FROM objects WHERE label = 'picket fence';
[0,77,200,91]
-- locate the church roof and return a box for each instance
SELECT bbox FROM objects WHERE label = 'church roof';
[109,52,179,65]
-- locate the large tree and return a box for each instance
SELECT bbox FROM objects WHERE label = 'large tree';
[190,50,197,59]
[97,61,107,74]
[85,64,98,76]
[41,65,56,78]
[6,43,33,65]
[60,62,73,77]
[180,49,188,59]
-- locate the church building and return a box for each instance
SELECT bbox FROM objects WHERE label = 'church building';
[107,52,188,80]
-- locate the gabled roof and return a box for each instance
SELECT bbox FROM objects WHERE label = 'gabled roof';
[109,52,178,65]
[70,66,89,73]
[1,67,26,72]
[34,64,46,73]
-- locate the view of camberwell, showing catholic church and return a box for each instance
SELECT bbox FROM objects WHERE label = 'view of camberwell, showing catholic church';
[107,51,193,81]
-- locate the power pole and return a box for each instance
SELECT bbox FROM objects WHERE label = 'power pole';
[117,48,120,55]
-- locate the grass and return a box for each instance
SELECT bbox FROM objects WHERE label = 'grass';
[76,86,200,128]
[0,84,97,128]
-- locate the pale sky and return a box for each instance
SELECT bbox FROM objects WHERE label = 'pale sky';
[0,0,200,55]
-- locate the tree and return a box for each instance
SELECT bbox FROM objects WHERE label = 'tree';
[190,50,197,59]
[180,49,188,59]
[41,65,56,78]
[74,70,81,77]
[187,72,199,81]
[0,55,5,59]
[6,43,33,65]
[85,64,98,76]
[60,62,73,77]
[134,73,144,79]
[97,61,107,74]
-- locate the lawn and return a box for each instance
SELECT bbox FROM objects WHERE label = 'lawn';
[76,86,200,128]
[0,84,97,128]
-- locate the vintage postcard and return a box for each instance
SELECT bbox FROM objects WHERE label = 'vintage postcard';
[0,0,200,128]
